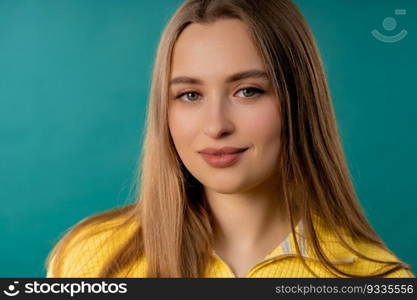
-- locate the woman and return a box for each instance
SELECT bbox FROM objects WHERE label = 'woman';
[46,0,414,278]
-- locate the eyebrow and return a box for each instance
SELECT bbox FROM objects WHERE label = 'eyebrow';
[169,69,269,86]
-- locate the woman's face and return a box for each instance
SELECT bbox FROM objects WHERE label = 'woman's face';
[168,19,282,194]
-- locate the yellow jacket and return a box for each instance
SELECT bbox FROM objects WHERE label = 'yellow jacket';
[47,214,414,278]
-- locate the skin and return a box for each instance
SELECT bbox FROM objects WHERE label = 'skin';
[168,19,295,277]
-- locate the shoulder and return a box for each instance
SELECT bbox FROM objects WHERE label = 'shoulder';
[311,215,414,277]
[350,240,415,278]
[46,206,138,278]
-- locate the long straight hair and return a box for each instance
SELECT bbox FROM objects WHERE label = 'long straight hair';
[46,0,412,277]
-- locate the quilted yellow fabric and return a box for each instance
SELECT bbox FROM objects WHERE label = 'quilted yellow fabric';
[46,213,415,278]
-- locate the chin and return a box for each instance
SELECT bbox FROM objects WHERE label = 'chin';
[201,178,252,194]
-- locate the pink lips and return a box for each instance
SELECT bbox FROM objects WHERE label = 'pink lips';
[198,147,248,168]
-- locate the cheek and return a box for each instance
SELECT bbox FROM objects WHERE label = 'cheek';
[168,107,199,153]
[243,100,282,182]
[242,100,281,149]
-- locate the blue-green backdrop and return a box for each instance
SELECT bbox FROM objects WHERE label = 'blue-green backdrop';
[0,0,415,277]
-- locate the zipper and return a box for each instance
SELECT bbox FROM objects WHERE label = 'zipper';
[244,253,304,277]
[243,253,301,277]
[212,251,299,278]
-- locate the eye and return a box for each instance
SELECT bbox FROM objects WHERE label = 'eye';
[236,87,264,98]
[175,87,264,102]
[176,91,200,102]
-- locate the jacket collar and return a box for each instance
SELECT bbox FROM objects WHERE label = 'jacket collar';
[263,214,357,264]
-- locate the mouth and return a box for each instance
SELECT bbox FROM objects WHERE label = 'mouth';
[199,148,248,168]
[198,147,249,155]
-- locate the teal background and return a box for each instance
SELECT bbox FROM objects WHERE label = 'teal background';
[0,0,415,277]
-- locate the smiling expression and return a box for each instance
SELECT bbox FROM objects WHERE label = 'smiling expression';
[168,19,282,194]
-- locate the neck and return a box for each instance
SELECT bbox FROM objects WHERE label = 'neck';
[204,175,294,253]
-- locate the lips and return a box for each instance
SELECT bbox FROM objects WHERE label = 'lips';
[199,147,248,155]
[198,147,248,168]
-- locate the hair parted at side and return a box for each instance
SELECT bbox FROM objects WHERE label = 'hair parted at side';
[46,0,412,278]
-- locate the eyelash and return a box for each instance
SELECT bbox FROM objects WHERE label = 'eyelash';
[175,87,265,102]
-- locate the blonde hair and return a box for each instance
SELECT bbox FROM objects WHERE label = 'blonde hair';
[46,0,412,277]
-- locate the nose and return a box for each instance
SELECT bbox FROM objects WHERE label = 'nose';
[203,94,235,139]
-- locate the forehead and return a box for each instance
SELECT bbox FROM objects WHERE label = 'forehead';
[170,19,265,79]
